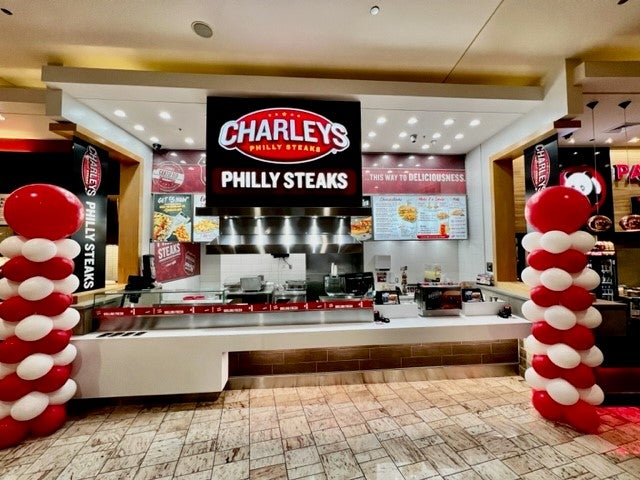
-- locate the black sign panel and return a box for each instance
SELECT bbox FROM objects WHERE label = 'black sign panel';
[206,96,362,207]
[69,140,109,292]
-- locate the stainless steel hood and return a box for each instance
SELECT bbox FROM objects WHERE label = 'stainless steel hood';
[197,207,371,254]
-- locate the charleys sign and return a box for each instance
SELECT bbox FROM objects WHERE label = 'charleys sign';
[206,97,362,207]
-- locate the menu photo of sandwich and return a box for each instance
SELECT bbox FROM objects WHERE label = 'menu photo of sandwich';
[350,216,372,240]
[153,194,193,242]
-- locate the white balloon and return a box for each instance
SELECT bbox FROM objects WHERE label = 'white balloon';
[540,268,573,292]
[547,343,581,369]
[0,278,20,300]
[570,231,596,253]
[17,353,54,381]
[18,276,54,301]
[52,344,77,366]
[54,239,81,259]
[0,362,17,380]
[579,384,605,406]
[521,232,542,252]
[0,400,12,417]
[522,300,547,322]
[525,367,551,389]
[15,314,53,341]
[544,305,577,330]
[51,308,80,331]
[0,236,26,258]
[0,318,17,340]
[580,346,604,367]
[53,275,80,295]
[10,391,49,421]
[48,379,77,404]
[22,238,58,262]
[546,378,580,406]
[575,307,602,329]
[572,268,601,291]
[540,230,572,254]
[523,335,550,355]
[521,267,542,287]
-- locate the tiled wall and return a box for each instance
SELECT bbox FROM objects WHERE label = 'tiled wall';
[228,339,519,376]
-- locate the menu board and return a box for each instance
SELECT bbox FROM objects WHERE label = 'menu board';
[192,194,220,242]
[152,194,193,242]
[372,195,467,240]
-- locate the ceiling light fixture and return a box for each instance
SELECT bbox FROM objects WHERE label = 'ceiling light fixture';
[432,132,441,139]
[0,113,5,121]
[618,100,631,183]
[362,142,370,149]
[444,118,455,126]
[454,133,464,140]
[370,5,380,15]
[443,144,451,150]
[185,137,195,145]
[469,119,480,127]
[134,124,144,131]
[392,143,400,149]
[114,109,126,117]
[376,116,387,125]
[421,144,429,150]
[407,117,418,125]
[399,131,407,138]
[368,131,376,138]
[191,20,213,38]
[586,100,600,213]
[629,137,640,143]
[159,111,171,120]
[150,136,159,143]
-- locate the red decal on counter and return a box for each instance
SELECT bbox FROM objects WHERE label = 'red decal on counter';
[81,145,102,196]
[530,144,551,191]
[218,108,350,163]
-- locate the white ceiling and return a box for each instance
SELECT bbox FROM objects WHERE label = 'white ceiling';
[2,0,640,154]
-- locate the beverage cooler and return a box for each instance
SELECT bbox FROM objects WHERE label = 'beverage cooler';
[586,241,617,301]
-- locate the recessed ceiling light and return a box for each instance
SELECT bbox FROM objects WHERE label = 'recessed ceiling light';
[392,144,400,150]
[407,117,418,125]
[415,163,420,167]
[370,5,380,15]
[408,155,415,160]
[159,111,171,120]
[192,20,213,38]
[170,152,178,157]
[454,133,464,140]
[382,155,389,159]
[428,156,435,160]
[134,124,144,131]
[362,142,370,149]
[368,131,377,138]
[200,153,206,158]
[0,113,5,121]
[469,119,481,127]
[432,132,441,139]
[629,137,640,143]
[443,144,451,150]
[114,109,126,118]
[399,131,407,138]
[605,137,613,144]
[568,137,575,144]
[185,137,195,144]
[421,144,429,150]
[372,163,378,167]
[376,116,387,125]
[150,136,159,143]
[444,118,455,126]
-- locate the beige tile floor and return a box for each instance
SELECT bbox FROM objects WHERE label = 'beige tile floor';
[1,375,639,479]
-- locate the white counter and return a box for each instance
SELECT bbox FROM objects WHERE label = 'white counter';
[71,314,531,398]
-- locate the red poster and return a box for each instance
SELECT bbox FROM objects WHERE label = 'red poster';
[153,242,201,282]
[152,151,206,193]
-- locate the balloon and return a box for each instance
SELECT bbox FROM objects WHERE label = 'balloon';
[53,275,80,295]
[579,384,605,405]
[51,344,77,366]
[0,362,17,380]
[14,314,53,341]
[0,235,27,258]
[0,415,29,449]
[0,278,20,300]
[540,230,572,254]
[521,300,547,322]
[575,307,602,329]
[544,305,577,330]
[39,257,75,280]
[0,372,32,401]
[54,239,82,259]
[17,353,54,381]
[555,249,588,273]
[4,184,84,240]
[0,336,33,364]
[18,276,54,301]
[546,378,580,406]
[0,400,11,417]
[31,329,72,355]
[570,231,596,253]
[531,321,564,345]
[547,343,581,369]
[0,319,17,340]
[1,256,40,282]
[527,250,556,271]
[10,391,50,421]
[564,400,600,434]
[532,354,563,379]
[21,238,58,262]
[540,268,573,292]
[0,296,35,322]
[563,364,595,389]
[559,286,594,311]
[562,324,595,351]
[48,379,77,404]
[572,269,601,291]
[523,335,550,355]
[531,390,565,421]
[29,404,67,437]
[580,346,604,368]
[525,366,552,389]
[529,285,560,307]
[521,232,542,252]
[51,308,80,331]
[525,186,592,233]
[521,267,542,287]
[33,292,73,317]
[32,365,71,393]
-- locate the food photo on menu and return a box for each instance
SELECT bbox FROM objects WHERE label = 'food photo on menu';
[152,194,193,242]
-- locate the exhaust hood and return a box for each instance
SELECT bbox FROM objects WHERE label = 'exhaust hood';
[197,206,371,254]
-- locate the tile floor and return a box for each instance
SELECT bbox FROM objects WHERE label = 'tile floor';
[1,375,639,479]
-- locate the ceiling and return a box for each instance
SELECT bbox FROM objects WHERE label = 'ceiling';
[2,0,640,154]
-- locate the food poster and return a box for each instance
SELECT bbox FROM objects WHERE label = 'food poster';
[192,194,220,242]
[153,194,193,242]
[154,242,201,282]
[372,195,467,240]
[151,151,206,193]
[350,215,372,241]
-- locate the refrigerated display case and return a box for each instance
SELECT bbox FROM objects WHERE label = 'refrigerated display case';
[587,241,617,301]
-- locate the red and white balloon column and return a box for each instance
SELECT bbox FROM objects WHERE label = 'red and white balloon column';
[521,186,604,433]
[0,184,84,449]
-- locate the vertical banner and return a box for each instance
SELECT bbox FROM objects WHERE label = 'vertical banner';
[524,135,559,201]
[69,140,109,292]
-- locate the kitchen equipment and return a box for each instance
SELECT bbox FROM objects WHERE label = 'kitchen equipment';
[240,276,263,292]
[415,283,461,316]
[274,280,307,303]
[324,275,344,296]
[342,272,374,296]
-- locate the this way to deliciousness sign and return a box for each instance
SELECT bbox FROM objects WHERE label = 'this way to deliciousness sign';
[206,97,362,208]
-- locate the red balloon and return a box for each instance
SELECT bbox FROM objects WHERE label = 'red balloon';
[532,354,563,379]
[32,365,72,393]
[560,285,594,311]
[531,321,564,345]
[33,293,73,316]
[29,405,67,437]
[0,416,30,449]
[0,296,35,322]
[1,256,40,282]
[39,257,75,280]
[0,335,33,364]
[562,324,595,351]
[4,184,84,240]
[562,363,596,389]
[530,285,560,307]
[527,250,557,271]
[31,329,72,354]
[531,389,565,421]
[0,373,32,402]
[525,186,592,233]
[554,249,588,274]
[564,400,600,434]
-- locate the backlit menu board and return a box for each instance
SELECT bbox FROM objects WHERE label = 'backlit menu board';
[372,195,467,240]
